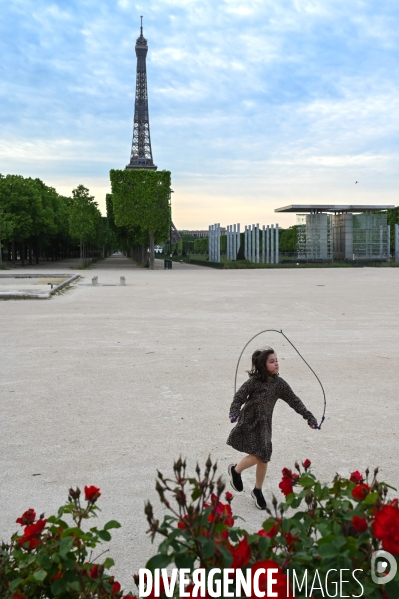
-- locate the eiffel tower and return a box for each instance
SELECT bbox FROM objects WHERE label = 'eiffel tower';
[126,17,180,243]
[126,17,156,170]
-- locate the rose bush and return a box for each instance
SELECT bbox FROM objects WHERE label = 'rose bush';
[1,458,398,598]
[0,486,135,599]
[141,457,399,598]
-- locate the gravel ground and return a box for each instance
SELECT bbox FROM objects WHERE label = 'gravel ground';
[1,255,398,592]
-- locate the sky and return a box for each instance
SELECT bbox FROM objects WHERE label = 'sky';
[1,0,398,229]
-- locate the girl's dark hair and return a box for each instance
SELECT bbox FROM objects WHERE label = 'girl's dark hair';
[248,348,276,381]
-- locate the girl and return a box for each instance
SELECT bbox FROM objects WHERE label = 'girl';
[227,348,318,510]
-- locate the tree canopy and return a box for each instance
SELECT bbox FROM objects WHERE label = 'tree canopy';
[109,169,171,268]
[0,174,108,265]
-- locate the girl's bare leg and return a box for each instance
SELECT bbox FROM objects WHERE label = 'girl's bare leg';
[235,455,259,473]
[235,455,268,488]
[255,462,268,489]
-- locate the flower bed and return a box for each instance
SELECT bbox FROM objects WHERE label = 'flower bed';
[1,458,398,598]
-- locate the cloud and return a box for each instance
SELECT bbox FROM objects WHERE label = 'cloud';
[1,0,398,225]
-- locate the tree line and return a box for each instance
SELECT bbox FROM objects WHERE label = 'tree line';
[0,174,113,266]
[0,170,173,269]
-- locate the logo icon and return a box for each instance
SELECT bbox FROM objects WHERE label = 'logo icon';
[371,550,397,585]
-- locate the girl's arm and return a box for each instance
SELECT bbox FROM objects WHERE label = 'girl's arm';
[279,379,318,427]
[229,378,254,422]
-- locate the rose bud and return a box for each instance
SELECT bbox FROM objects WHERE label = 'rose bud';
[84,486,101,503]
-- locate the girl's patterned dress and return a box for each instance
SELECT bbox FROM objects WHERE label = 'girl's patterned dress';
[226,374,317,463]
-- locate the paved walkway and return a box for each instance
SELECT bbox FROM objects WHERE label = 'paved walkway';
[1,255,398,591]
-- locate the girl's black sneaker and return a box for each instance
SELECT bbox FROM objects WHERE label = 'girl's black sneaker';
[251,487,267,510]
[228,464,243,492]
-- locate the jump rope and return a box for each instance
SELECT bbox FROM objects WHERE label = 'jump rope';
[234,329,326,430]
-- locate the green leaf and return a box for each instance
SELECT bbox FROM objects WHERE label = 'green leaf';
[218,544,233,567]
[191,487,202,501]
[363,492,379,505]
[332,536,347,549]
[33,569,48,582]
[97,529,112,542]
[175,552,195,569]
[385,578,399,599]
[146,553,171,571]
[318,543,338,558]
[9,578,23,591]
[51,578,67,595]
[60,536,74,557]
[62,527,86,539]
[104,520,121,531]
[202,541,216,559]
[299,475,315,488]
[103,557,115,569]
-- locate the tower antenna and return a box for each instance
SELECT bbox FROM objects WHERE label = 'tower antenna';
[140,15,143,36]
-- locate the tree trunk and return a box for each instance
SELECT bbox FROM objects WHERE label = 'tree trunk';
[11,240,15,265]
[80,239,83,267]
[149,232,155,269]
[21,240,25,267]
[29,240,32,265]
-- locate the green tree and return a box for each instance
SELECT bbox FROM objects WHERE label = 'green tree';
[69,185,102,266]
[279,225,298,252]
[109,169,171,269]
[0,206,15,263]
[0,174,43,265]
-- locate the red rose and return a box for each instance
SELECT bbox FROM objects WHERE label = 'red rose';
[84,485,101,502]
[225,491,233,503]
[250,560,293,598]
[177,515,189,529]
[90,564,99,579]
[282,468,292,478]
[16,509,36,526]
[373,503,399,554]
[279,477,294,496]
[13,593,27,599]
[112,581,121,594]
[302,459,311,469]
[207,501,234,527]
[350,471,363,484]
[352,484,370,501]
[228,536,251,569]
[352,516,368,533]
[256,528,267,537]
[257,520,280,538]
[17,518,47,548]
[292,473,299,481]
[266,524,278,538]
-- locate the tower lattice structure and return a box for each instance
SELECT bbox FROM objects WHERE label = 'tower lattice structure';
[126,18,181,244]
[126,18,157,170]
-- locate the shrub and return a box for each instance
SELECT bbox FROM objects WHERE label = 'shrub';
[142,457,399,598]
[1,459,398,598]
[0,486,134,599]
